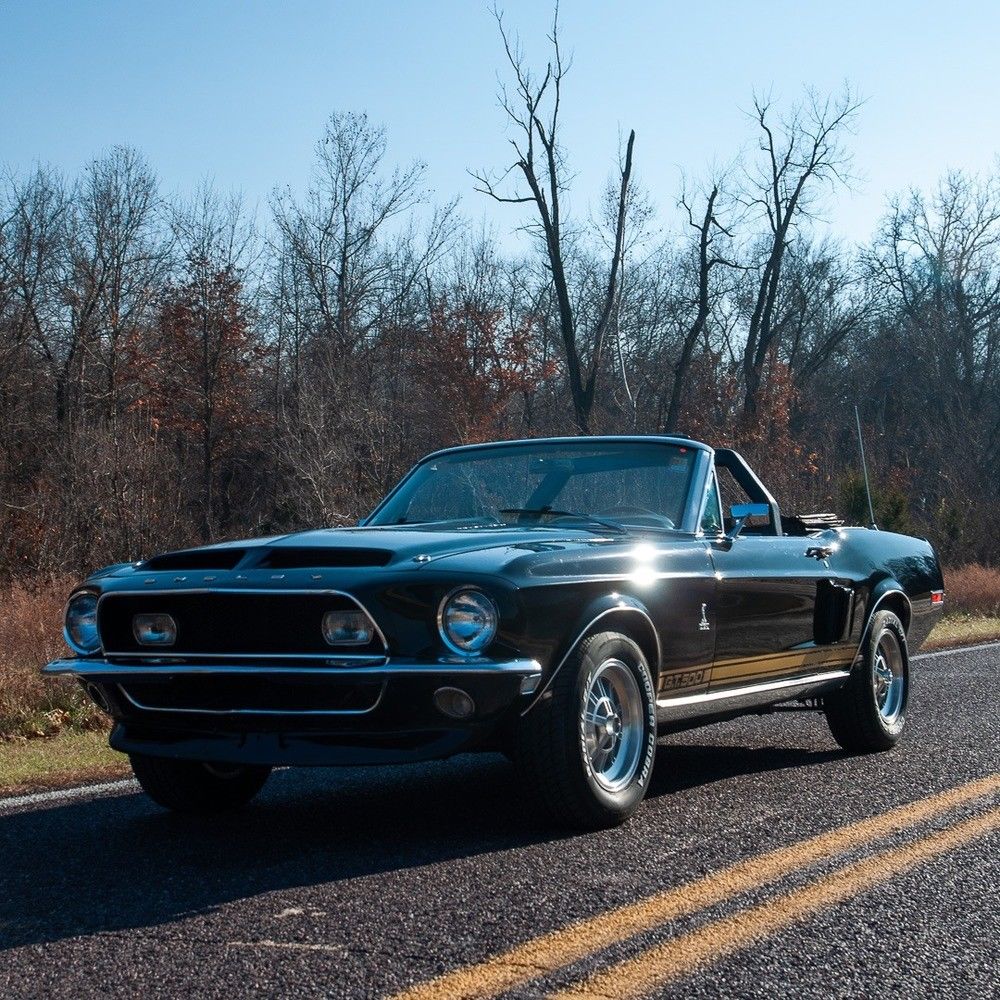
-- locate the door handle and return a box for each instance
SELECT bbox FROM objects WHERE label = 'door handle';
[805,545,833,560]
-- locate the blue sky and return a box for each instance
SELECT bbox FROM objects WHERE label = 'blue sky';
[3,1,998,244]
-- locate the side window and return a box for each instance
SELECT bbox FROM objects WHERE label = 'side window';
[700,473,723,535]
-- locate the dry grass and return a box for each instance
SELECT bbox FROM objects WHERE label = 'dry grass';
[925,615,1000,651]
[0,728,128,795]
[0,576,108,740]
[921,564,1000,650]
[943,563,1000,618]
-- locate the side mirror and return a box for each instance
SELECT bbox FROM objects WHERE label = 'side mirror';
[726,502,770,541]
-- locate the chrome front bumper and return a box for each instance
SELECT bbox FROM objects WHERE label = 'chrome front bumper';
[48,655,543,764]
[44,656,541,686]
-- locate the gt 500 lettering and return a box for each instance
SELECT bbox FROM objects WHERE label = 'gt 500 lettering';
[660,668,707,692]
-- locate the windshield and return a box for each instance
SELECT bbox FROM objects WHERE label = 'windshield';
[368,441,699,531]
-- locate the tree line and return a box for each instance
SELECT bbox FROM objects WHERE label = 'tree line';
[1,13,997,575]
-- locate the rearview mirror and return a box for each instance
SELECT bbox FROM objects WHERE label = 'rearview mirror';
[726,502,770,541]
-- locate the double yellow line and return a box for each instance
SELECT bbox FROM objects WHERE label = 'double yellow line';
[392,774,1000,1000]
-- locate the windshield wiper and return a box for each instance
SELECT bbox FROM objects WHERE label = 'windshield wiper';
[394,515,504,529]
[499,507,627,535]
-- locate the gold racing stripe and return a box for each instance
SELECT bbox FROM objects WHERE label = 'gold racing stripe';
[658,645,857,693]
[389,774,1000,1000]
[708,645,855,683]
[552,805,1000,999]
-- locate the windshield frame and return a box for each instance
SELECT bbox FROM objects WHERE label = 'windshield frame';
[362,436,715,535]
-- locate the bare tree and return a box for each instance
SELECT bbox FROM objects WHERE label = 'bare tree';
[166,184,260,539]
[662,180,736,431]
[272,112,456,357]
[739,88,861,418]
[474,4,637,433]
[70,147,168,417]
[0,166,68,418]
[778,239,868,383]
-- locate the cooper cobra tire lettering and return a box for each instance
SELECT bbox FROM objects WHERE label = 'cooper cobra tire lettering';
[514,631,656,830]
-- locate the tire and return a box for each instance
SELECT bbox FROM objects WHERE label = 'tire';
[129,753,271,813]
[513,631,657,830]
[824,609,909,753]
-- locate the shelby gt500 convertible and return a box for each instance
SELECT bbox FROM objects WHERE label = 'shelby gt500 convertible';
[46,436,944,829]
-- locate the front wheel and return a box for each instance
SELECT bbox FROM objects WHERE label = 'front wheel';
[513,631,657,830]
[824,609,909,753]
[130,754,272,813]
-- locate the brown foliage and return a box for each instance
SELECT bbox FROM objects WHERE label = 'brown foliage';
[0,577,108,739]
[943,564,1000,618]
[408,303,554,445]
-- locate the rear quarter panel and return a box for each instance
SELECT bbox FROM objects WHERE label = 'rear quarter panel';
[835,528,944,653]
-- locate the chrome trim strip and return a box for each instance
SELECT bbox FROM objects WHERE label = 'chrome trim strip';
[520,604,661,717]
[96,587,390,660]
[115,682,387,717]
[683,448,716,535]
[103,652,388,662]
[43,657,542,678]
[657,668,851,709]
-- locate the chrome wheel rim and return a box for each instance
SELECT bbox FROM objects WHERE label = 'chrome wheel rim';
[582,658,644,793]
[873,633,905,725]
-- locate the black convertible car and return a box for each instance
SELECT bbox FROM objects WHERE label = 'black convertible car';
[46,436,944,828]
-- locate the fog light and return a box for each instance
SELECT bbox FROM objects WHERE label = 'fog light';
[133,613,177,646]
[433,686,475,720]
[322,610,373,646]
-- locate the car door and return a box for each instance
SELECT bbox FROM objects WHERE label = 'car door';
[707,534,834,693]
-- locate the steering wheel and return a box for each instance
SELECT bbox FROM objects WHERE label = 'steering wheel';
[596,505,675,529]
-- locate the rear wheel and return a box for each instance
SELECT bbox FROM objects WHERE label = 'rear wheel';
[824,609,908,753]
[513,631,657,830]
[130,753,271,813]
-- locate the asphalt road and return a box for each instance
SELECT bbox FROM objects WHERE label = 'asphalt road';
[1,644,998,999]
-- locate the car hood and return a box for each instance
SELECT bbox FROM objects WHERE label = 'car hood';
[97,524,703,586]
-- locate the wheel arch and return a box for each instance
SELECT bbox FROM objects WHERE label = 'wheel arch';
[597,608,661,680]
[875,590,912,634]
[853,585,912,671]
[521,596,661,716]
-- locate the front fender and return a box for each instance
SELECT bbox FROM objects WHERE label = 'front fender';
[522,592,660,715]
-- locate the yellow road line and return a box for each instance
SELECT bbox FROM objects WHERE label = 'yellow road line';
[552,804,1000,999]
[390,774,1000,1000]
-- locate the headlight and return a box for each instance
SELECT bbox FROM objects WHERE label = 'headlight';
[437,588,498,656]
[64,591,101,655]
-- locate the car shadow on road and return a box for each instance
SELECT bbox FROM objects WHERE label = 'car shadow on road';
[0,739,840,951]
[649,741,843,796]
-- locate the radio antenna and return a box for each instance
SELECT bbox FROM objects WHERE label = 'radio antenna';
[854,405,878,530]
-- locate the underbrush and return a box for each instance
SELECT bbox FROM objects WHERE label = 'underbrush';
[943,563,1000,618]
[0,576,108,740]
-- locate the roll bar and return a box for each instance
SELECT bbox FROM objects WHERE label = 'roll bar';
[714,448,783,536]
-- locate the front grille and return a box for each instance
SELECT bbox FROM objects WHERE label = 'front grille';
[98,590,386,659]
[119,676,384,715]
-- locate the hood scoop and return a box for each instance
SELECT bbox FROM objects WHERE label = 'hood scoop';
[142,549,247,571]
[252,547,393,569]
